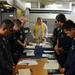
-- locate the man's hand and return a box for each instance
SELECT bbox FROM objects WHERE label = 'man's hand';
[60,68,65,74]
[34,37,38,40]
[54,45,63,54]
[22,43,26,48]
[42,37,46,42]
[34,37,39,43]
[54,45,59,53]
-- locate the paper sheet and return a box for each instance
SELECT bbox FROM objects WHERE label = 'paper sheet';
[23,50,34,53]
[26,53,35,56]
[32,43,37,46]
[44,60,59,69]
[42,45,52,48]
[28,60,38,65]
[18,60,31,64]
[40,43,45,46]
[26,46,35,48]
[47,54,55,58]
[32,43,45,46]
[18,69,31,75]
[47,60,58,63]
[44,51,54,53]
[42,54,55,58]
[18,60,38,65]
[44,63,59,69]
[28,42,51,47]
[42,54,48,57]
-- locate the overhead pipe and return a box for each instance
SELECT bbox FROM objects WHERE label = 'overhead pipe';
[6,0,27,10]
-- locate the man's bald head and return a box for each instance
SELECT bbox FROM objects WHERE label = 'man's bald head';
[19,16,27,26]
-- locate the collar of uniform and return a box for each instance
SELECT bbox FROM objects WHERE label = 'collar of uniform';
[61,29,62,33]
[74,38,75,40]
[2,37,5,41]
[57,28,60,30]
[0,35,6,42]
[72,38,75,44]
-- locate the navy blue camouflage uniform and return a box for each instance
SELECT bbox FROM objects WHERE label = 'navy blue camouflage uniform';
[16,26,26,57]
[57,30,72,67]
[0,35,13,75]
[52,27,61,47]
[7,31,19,64]
[64,38,75,75]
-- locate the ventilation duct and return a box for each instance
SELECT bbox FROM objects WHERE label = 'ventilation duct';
[6,0,30,10]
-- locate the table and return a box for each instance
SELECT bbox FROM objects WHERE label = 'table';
[13,58,51,75]
[13,43,61,75]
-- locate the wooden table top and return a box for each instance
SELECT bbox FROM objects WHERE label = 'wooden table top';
[13,58,53,75]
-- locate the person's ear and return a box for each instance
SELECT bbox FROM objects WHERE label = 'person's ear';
[71,28,75,31]
[3,27,6,31]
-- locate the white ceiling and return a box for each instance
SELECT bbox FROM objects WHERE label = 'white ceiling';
[22,0,75,2]
[0,0,75,2]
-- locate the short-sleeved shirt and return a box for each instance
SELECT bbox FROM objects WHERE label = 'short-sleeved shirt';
[16,26,26,53]
[52,27,62,46]
[57,30,66,47]
[7,31,18,54]
[16,26,26,43]
[53,28,62,40]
